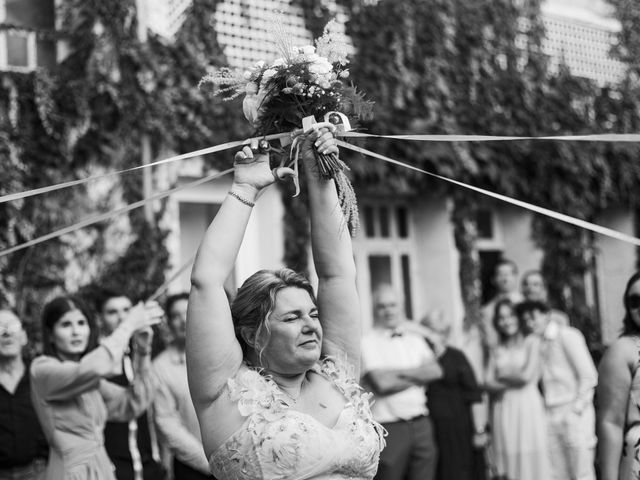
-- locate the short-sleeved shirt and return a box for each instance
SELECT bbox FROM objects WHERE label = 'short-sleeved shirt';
[361,328,434,423]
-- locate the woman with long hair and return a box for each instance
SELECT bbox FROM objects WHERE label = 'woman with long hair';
[597,271,640,480]
[186,126,385,480]
[30,295,162,479]
[485,298,550,480]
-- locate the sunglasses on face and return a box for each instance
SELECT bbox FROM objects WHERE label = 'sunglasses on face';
[628,294,640,311]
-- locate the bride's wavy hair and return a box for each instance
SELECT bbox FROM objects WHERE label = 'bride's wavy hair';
[231,268,317,365]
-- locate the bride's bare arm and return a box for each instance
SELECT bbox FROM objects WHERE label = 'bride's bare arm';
[300,128,361,377]
[186,146,292,409]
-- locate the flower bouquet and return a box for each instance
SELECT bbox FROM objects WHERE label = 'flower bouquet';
[200,20,373,235]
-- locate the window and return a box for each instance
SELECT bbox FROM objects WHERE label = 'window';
[354,202,415,323]
[475,207,506,304]
[0,0,56,72]
[2,29,35,70]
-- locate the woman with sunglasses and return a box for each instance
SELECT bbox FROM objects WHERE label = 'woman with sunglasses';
[597,271,640,480]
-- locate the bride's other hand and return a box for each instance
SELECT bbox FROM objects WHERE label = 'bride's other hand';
[300,124,339,169]
[232,145,296,197]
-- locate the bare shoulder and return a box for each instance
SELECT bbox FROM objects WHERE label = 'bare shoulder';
[600,336,639,372]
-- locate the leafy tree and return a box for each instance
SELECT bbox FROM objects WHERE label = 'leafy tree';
[343,0,640,352]
[0,0,248,334]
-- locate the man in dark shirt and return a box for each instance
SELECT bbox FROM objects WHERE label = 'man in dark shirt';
[97,290,165,480]
[0,308,47,480]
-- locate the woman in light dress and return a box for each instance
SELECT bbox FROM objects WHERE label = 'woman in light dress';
[485,298,551,480]
[186,126,385,480]
[30,295,162,479]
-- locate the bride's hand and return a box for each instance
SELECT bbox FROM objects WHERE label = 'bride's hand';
[299,124,339,171]
[232,146,295,196]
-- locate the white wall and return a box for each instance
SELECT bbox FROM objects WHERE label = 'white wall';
[596,208,636,344]
[499,207,543,279]
[166,177,285,294]
[413,195,465,345]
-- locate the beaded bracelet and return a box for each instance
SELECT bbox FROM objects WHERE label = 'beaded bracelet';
[229,191,255,207]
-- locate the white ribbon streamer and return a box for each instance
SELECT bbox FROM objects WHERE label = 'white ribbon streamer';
[147,255,195,301]
[0,132,292,205]
[0,169,233,258]
[3,131,639,205]
[342,132,640,142]
[337,140,640,247]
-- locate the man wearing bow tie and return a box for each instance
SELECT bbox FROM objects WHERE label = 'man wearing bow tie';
[361,284,443,480]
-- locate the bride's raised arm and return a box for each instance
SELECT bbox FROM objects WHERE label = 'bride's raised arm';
[186,146,291,408]
[301,127,361,377]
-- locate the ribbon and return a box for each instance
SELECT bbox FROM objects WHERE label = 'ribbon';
[147,255,195,302]
[0,169,233,258]
[337,140,640,247]
[0,132,293,205]
[3,131,639,206]
[3,130,640,257]
[342,132,640,142]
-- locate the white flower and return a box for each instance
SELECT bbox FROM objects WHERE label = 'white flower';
[339,70,350,78]
[300,45,316,56]
[308,57,333,76]
[272,57,285,67]
[262,68,277,82]
[254,60,266,69]
[245,83,258,95]
[243,70,252,80]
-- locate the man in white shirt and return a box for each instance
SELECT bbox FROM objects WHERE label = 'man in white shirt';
[518,300,597,480]
[153,293,212,480]
[361,284,442,480]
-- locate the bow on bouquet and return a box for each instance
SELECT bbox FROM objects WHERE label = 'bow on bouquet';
[200,20,373,235]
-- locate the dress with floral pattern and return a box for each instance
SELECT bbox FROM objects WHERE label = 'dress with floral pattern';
[209,357,386,480]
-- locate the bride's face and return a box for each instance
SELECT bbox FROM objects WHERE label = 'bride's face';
[260,287,322,374]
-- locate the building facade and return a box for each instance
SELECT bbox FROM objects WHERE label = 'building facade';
[160,0,633,343]
[2,0,633,342]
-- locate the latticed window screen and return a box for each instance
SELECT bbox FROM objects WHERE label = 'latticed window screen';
[541,14,624,85]
[213,0,351,69]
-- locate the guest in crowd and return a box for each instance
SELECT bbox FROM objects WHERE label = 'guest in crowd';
[31,295,162,479]
[406,310,487,480]
[597,271,640,480]
[361,284,442,480]
[97,290,165,480]
[520,270,569,326]
[186,129,385,480]
[481,259,524,349]
[485,298,550,480]
[153,293,212,479]
[0,309,47,480]
[519,299,597,480]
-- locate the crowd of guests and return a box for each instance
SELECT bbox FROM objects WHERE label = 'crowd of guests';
[2,263,640,480]
[0,290,212,480]
[2,266,640,480]
[361,260,639,480]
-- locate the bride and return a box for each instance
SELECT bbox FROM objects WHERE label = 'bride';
[185,125,385,480]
